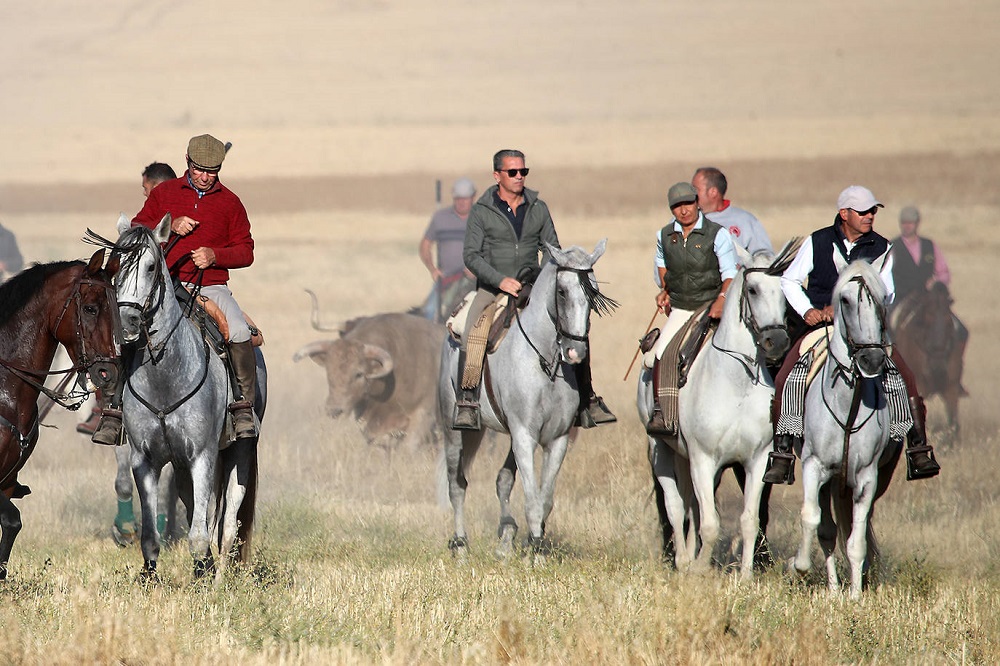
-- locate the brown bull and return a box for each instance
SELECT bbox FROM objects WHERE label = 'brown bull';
[294,312,447,452]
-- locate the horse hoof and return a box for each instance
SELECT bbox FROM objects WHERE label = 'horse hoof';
[111,523,138,548]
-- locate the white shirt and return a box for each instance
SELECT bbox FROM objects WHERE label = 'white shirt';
[781,236,895,318]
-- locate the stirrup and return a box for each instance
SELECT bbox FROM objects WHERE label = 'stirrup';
[645,408,676,437]
[905,445,941,480]
[91,409,124,446]
[762,451,796,485]
[453,401,481,431]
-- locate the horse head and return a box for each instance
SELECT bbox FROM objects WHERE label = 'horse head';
[831,256,889,378]
[732,242,796,363]
[110,214,173,344]
[543,239,616,365]
[50,248,121,391]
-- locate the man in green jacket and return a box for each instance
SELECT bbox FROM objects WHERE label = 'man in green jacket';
[453,149,616,430]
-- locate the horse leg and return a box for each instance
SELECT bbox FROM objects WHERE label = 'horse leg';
[215,441,251,582]
[738,454,769,580]
[495,442,518,559]
[792,456,823,577]
[187,452,216,579]
[445,428,482,556]
[732,463,773,569]
[131,454,162,579]
[650,437,690,569]
[509,428,544,562]
[688,452,719,573]
[818,484,840,592]
[847,482,877,600]
[533,433,571,564]
[159,463,181,543]
[113,443,138,547]
[0,494,22,580]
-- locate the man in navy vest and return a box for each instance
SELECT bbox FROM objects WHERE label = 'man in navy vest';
[763,186,940,485]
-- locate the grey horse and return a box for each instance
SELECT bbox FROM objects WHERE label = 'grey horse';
[438,240,615,560]
[791,252,902,599]
[106,214,265,581]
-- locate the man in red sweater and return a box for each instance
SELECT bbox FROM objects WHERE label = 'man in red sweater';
[128,134,257,441]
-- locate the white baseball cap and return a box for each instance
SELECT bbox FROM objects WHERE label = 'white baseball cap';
[837,185,883,211]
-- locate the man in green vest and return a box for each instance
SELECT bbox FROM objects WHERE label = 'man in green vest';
[644,182,737,434]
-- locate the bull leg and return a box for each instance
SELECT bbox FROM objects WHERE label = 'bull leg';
[495,442,518,559]
[0,494,22,580]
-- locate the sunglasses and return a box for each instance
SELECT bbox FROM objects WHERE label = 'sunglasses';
[852,206,879,216]
[499,168,530,178]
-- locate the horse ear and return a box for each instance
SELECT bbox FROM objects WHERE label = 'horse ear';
[154,214,172,244]
[832,247,849,274]
[116,212,131,235]
[734,243,752,268]
[86,248,106,275]
[105,251,120,279]
[871,248,891,274]
[545,242,564,262]
[590,238,608,264]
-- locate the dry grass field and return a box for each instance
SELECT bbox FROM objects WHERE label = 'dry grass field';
[2,1,1000,664]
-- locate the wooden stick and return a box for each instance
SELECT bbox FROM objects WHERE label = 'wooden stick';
[623,308,661,382]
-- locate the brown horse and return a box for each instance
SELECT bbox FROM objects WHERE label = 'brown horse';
[892,281,967,440]
[0,250,119,579]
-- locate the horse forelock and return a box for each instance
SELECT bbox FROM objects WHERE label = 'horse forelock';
[833,260,887,307]
[110,226,163,288]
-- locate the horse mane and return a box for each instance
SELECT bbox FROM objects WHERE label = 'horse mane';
[84,226,155,280]
[0,260,83,326]
[765,236,805,276]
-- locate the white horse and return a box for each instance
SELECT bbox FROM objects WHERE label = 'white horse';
[439,241,615,560]
[103,215,265,581]
[791,252,903,599]
[637,241,800,576]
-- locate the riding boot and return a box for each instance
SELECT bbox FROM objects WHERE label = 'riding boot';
[762,434,799,485]
[905,396,941,480]
[453,350,481,430]
[228,340,258,440]
[92,386,124,447]
[645,360,676,437]
[574,359,617,428]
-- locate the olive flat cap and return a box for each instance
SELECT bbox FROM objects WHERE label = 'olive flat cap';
[668,181,698,208]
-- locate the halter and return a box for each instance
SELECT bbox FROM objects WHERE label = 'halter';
[515,265,618,379]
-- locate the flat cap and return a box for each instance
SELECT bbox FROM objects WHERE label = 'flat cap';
[187,134,226,171]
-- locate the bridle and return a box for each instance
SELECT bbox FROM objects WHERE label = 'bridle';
[710,265,789,382]
[827,272,888,385]
[0,268,120,410]
[516,265,618,379]
[115,232,213,426]
[0,266,120,489]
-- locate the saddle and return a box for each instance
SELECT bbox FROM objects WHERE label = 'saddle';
[650,303,715,432]
[173,282,265,355]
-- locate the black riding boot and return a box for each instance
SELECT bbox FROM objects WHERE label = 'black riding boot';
[575,358,616,428]
[905,396,941,480]
[762,434,799,485]
[229,340,258,440]
[453,350,481,430]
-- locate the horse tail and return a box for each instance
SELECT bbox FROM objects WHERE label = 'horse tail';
[234,446,258,562]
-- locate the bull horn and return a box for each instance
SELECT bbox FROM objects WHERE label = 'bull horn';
[362,343,393,379]
[305,289,343,332]
[293,340,331,362]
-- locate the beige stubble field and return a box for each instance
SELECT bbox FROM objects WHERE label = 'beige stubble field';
[2,1,1000,663]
